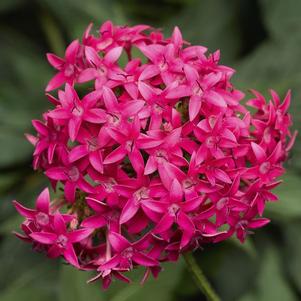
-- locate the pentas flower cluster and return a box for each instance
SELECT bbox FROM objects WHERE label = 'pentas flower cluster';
[14,21,296,289]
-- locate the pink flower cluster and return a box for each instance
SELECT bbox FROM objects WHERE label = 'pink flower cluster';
[14,21,296,288]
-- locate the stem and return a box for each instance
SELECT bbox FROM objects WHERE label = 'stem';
[183,252,220,301]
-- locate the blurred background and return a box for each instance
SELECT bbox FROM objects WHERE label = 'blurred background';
[0,0,301,300]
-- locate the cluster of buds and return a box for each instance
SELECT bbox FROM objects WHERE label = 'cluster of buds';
[14,21,296,289]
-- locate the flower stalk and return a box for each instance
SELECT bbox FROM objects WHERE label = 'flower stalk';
[183,252,220,301]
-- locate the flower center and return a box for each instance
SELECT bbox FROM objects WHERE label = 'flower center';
[134,187,149,204]
[125,140,134,152]
[263,127,271,144]
[153,104,163,114]
[49,131,58,141]
[107,113,121,126]
[72,105,84,117]
[168,203,180,216]
[205,136,218,148]
[163,122,173,133]
[236,220,248,230]
[87,137,99,151]
[98,65,107,76]
[155,150,168,163]
[193,82,203,96]
[64,64,75,77]
[259,162,271,174]
[56,234,68,248]
[35,212,49,226]
[122,247,134,259]
[125,75,134,82]
[216,197,228,210]
[182,178,195,189]
[103,178,117,193]
[67,166,80,182]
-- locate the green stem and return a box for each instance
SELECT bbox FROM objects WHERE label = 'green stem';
[183,252,221,301]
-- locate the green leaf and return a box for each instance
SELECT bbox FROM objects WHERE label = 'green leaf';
[166,0,242,63]
[110,260,184,301]
[265,171,301,220]
[283,220,301,294]
[0,0,24,12]
[39,0,127,39]
[59,260,184,301]
[260,0,301,39]
[194,240,259,301]
[0,130,32,168]
[239,241,297,301]
[0,238,59,298]
[59,265,106,301]
[0,29,51,168]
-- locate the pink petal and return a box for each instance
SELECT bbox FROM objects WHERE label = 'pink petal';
[89,151,104,173]
[65,39,80,64]
[68,228,93,243]
[108,232,131,252]
[68,117,82,141]
[251,142,266,162]
[45,72,66,92]
[139,65,160,80]
[205,90,227,107]
[184,65,199,83]
[138,82,157,101]
[171,26,183,49]
[46,53,64,69]
[45,167,68,181]
[78,178,95,194]
[170,179,183,202]
[132,252,158,267]
[47,107,70,119]
[122,100,145,116]
[120,199,139,224]
[36,188,50,213]
[53,213,67,234]
[85,108,107,124]
[248,218,270,229]
[124,83,139,99]
[81,215,107,228]
[47,143,57,164]
[166,85,191,99]
[32,120,49,136]
[153,214,174,233]
[104,46,123,64]
[189,95,202,121]
[99,255,120,271]
[63,245,79,268]
[144,156,157,175]
[177,211,195,234]
[103,146,127,164]
[214,168,232,184]
[85,46,102,66]
[30,232,57,244]
[69,145,88,162]
[128,148,144,175]
[142,200,165,213]
[77,68,97,83]
[102,86,118,111]
[13,201,35,218]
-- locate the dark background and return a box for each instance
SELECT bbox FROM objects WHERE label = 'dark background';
[0,1,301,300]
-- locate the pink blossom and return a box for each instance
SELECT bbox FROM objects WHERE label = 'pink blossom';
[46,40,81,91]
[13,21,296,289]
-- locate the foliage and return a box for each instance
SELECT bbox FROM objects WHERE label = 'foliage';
[0,1,300,300]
